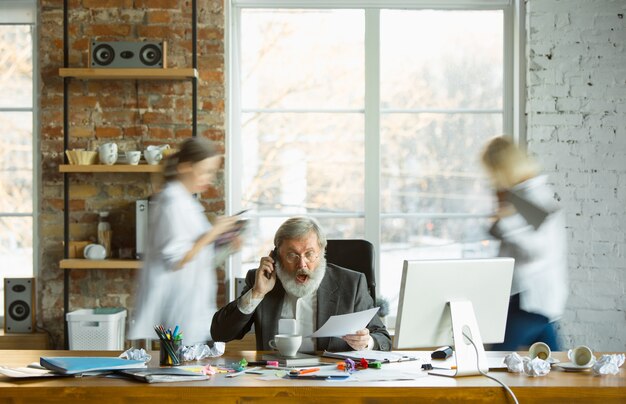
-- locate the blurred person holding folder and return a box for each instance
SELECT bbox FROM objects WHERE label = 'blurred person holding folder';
[129,137,241,345]
[481,136,568,351]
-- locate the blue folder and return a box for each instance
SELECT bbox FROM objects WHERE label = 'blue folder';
[40,357,146,375]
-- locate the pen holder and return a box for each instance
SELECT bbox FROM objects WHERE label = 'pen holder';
[159,339,183,366]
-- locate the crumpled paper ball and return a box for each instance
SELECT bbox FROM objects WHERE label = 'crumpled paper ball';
[523,357,551,377]
[119,347,152,363]
[504,352,525,373]
[181,342,226,361]
[592,354,625,376]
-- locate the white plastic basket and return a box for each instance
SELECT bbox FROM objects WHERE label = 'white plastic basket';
[66,309,126,350]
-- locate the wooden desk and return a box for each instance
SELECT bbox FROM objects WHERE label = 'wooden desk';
[0,330,49,350]
[1,350,625,403]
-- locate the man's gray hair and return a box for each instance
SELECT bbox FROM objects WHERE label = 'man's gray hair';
[274,217,327,251]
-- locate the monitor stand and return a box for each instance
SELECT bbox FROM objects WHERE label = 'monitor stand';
[429,300,489,377]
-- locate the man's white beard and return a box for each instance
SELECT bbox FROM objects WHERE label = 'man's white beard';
[276,256,327,298]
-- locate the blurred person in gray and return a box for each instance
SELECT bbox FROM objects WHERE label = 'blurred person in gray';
[211,216,391,352]
[482,136,568,351]
[128,137,240,345]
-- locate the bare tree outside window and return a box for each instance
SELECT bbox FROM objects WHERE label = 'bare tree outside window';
[235,8,504,317]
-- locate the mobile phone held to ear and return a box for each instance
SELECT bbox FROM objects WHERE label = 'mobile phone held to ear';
[266,248,278,279]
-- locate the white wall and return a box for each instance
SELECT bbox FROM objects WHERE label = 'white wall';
[526,0,626,350]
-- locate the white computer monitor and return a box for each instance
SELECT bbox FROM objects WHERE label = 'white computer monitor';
[393,258,514,377]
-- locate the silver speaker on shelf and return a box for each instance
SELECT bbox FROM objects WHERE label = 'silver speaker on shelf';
[90,40,167,68]
[4,278,35,333]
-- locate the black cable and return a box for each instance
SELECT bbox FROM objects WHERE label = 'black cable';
[36,325,56,349]
[462,331,519,404]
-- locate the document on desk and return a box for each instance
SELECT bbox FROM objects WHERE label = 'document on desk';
[309,307,379,338]
[323,350,419,363]
[0,365,62,378]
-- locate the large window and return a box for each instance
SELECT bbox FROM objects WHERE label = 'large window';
[228,1,516,319]
[0,2,37,320]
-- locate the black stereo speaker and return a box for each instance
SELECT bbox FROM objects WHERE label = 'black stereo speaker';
[4,278,35,333]
[90,40,167,68]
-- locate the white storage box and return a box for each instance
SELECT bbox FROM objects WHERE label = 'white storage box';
[66,309,126,350]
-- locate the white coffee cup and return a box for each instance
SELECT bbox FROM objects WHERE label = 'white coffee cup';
[126,150,142,165]
[144,149,162,165]
[529,341,551,361]
[98,142,118,165]
[83,243,106,260]
[268,334,302,357]
[568,345,595,367]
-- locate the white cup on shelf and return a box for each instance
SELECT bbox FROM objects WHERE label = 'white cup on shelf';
[144,149,162,165]
[98,143,118,165]
[83,244,106,260]
[126,151,142,165]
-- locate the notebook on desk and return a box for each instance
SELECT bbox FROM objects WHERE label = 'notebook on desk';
[117,367,209,383]
[261,352,322,367]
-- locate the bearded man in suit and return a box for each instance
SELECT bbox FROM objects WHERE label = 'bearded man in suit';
[211,216,391,352]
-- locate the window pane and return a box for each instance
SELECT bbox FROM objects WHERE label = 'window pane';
[241,9,364,109]
[381,113,500,214]
[0,111,33,213]
[241,112,364,214]
[380,217,499,316]
[0,216,34,316]
[380,10,503,110]
[0,25,33,108]
[237,216,364,278]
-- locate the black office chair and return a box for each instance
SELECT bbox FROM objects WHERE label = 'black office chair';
[325,239,376,302]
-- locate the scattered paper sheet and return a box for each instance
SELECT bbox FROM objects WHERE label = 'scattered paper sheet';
[0,365,60,378]
[323,350,418,363]
[349,368,427,382]
[310,307,379,338]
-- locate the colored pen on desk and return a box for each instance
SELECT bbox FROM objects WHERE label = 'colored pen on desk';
[246,360,279,367]
[290,367,320,375]
[226,366,261,378]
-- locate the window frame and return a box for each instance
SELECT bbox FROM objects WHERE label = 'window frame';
[0,0,39,324]
[225,0,524,300]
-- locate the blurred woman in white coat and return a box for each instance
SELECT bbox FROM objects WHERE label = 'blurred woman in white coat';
[129,137,239,345]
[482,136,568,351]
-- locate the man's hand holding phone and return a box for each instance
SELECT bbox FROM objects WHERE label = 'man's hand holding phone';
[252,250,277,299]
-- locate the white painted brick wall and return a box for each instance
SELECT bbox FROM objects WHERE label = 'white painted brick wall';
[526,0,626,351]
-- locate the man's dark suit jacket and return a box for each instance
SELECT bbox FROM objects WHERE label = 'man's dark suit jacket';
[211,263,392,351]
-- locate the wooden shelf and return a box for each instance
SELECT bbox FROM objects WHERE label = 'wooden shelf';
[60,259,142,269]
[58,67,198,80]
[59,164,162,173]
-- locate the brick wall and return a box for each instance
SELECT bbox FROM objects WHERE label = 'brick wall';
[526,0,626,350]
[38,0,225,348]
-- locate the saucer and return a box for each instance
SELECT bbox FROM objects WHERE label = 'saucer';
[547,357,561,365]
[555,361,593,371]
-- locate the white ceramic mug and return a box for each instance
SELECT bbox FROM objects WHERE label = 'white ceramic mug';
[98,142,118,165]
[83,243,106,260]
[268,334,302,357]
[568,345,595,367]
[126,151,142,165]
[529,342,551,361]
[144,149,162,165]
